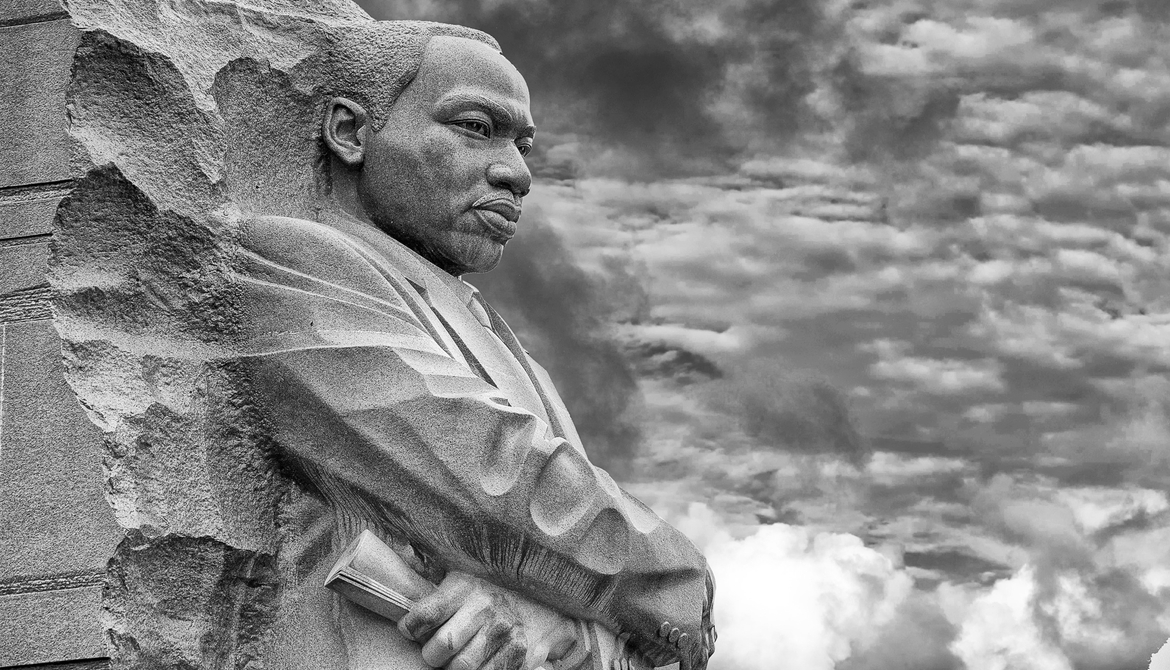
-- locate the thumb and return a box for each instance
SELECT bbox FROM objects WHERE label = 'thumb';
[525,638,551,670]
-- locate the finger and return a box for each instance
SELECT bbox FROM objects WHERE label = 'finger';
[444,623,508,670]
[482,629,529,670]
[420,603,490,668]
[400,583,467,644]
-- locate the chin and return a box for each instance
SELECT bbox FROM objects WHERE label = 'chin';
[440,234,505,276]
[458,247,504,275]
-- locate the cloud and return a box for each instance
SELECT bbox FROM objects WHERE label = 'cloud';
[1056,486,1168,536]
[659,498,1170,670]
[669,503,915,670]
[865,339,1006,395]
[1154,640,1170,670]
[946,566,1074,670]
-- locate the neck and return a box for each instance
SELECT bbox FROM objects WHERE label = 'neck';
[326,157,371,226]
[323,160,465,279]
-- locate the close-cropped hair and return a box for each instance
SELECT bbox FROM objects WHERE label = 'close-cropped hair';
[312,21,501,130]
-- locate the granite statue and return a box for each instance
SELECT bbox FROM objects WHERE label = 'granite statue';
[48,4,715,669]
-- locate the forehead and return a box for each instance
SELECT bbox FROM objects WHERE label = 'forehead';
[410,36,532,120]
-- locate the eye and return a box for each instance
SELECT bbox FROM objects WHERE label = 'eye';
[516,140,533,157]
[453,119,491,138]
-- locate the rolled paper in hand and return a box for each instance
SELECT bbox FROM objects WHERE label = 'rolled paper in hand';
[324,530,435,622]
[324,530,652,670]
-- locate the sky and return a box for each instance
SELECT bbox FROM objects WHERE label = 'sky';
[357,1,1170,668]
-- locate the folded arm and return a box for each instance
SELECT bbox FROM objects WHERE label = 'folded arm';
[232,218,714,668]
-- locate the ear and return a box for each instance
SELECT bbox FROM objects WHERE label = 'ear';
[323,97,370,167]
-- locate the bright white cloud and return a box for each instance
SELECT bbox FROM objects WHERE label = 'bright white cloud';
[947,566,1073,670]
[669,503,913,670]
[1056,486,1169,535]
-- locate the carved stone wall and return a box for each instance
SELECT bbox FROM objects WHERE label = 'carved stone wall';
[0,2,121,668]
[3,0,379,667]
[5,2,537,666]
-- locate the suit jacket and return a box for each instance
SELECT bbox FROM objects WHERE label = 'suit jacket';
[231,215,714,670]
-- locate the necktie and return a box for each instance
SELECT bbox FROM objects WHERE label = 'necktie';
[467,291,544,407]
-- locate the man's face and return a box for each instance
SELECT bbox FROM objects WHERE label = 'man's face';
[358,36,535,276]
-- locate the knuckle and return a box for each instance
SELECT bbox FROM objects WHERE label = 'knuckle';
[507,627,528,648]
[411,602,440,625]
[405,611,439,641]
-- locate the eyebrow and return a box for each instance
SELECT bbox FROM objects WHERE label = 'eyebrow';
[435,90,536,139]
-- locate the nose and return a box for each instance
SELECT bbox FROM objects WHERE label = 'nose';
[486,157,531,198]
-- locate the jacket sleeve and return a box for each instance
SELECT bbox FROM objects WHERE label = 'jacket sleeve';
[230,217,715,669]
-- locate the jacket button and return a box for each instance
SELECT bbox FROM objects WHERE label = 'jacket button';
[668,628,681,644]
[676,632,689,648]
[658,622,672,638]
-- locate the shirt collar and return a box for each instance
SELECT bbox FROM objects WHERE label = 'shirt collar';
[429,264,480,307]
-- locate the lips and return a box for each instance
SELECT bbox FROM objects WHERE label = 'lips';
[471,195,521,241]
[472,195,521,222]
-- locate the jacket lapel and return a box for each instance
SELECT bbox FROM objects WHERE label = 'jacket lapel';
[479,300,587,454]
[343,227,553,426]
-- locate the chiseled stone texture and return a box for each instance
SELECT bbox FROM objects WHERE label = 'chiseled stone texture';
[49,1,373,666]
[0,18,78,186]
[103,534,278,670]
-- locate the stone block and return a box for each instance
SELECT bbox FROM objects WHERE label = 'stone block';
[0,197,60,240]
[0,241,48,298]
[0,587,104,667]
[0,19,78,187]
[0,0,66,25]
[0,320,120,580]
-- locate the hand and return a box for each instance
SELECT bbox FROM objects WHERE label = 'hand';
[398,570,579,670]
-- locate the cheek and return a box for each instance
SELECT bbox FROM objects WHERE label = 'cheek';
[418,137,468,187]
[366,134,460,214]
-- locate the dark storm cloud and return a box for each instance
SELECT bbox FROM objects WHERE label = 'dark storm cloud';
[361,0,828,174]
[832,55,964,162]
[704,362,869,465]
[472,213,643,470]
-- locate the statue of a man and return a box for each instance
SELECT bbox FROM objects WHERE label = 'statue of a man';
[233,22,715,670]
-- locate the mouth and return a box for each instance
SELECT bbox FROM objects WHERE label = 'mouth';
[471,195,521,242]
